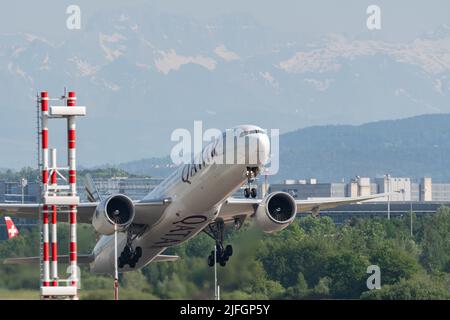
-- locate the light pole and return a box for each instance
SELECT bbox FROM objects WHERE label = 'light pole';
[385,174,391,220]
[410,198,413,237]
[399,188,413,236]
[214,244,220,300]
[21,178,27,204]
[114,223,119,300]
[112,212,120,300]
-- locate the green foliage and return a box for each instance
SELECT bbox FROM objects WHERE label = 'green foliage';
[0,167,143,183]
[282,272,310,299]
[80,288,158,300]
[361,273,450,300]
[369,244,420,285]
[78,167,143,179]
[325,251,370,298]
[1,207,450,299]
[259,218,334,288]
[0,167,40,182]
[417,206,450,272]
[309,277,331,299]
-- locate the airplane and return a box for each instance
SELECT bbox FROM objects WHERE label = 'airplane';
[0,125,385,274]
[4,216,19,239]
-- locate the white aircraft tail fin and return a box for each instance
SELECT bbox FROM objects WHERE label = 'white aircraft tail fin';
[85,173,101,202]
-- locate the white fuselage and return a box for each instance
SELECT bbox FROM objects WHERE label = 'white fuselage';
[90,125,270,274]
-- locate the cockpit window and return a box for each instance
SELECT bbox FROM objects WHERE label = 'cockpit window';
[221,128,265,140]
[239,129,265,138]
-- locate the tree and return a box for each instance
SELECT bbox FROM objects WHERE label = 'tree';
[370,244,420,285]
[419,206,450,272]
[325,251,370,299]
[310,277,331,299]
[282,272,310,299]
[361,274,450,300]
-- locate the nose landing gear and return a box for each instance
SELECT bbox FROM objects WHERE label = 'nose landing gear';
[244,167,259,198]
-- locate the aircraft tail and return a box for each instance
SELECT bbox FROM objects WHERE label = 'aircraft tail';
[85,173,101,202]
[4,216,19,239]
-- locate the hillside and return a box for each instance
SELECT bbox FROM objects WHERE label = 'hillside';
[118,114,450,182]
[277,113,450,182]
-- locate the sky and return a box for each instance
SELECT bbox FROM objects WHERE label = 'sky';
[0,1,449,41]
[0,1,449,169]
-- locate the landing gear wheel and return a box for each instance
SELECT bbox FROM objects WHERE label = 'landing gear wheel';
[203,221,235,267]
[119,229,145,268]
[123,245,131,256]
[244,167,259,199]
[135,246,142,259]
[225,245,233,257]
[208,255,215,267]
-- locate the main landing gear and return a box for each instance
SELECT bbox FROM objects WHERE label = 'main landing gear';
[244,167,259,198]
[208,244,233,267]
[118,229,143,269]
[204,220,233,267]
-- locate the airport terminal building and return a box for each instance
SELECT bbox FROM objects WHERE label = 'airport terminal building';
[268,176,450,224]
[268,176,449,202]
[1,175,450,238]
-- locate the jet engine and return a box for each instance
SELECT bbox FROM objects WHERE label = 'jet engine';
[92,194,135,235]
[255,191,297,233]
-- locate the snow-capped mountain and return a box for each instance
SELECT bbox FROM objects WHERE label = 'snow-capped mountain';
[0,6,449,168]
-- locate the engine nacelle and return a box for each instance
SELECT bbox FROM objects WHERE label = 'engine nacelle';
[92,194,135,235]
[255,191,297,233]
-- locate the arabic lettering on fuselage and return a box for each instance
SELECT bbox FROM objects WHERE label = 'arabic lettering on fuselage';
[181,140,219,184]
[151,215,208,248]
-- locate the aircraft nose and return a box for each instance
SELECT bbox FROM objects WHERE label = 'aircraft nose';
[236,131,271,166]
[257,132,271,165]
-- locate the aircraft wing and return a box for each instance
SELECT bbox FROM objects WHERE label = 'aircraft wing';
[0,199,171,225]
[218,193,386,223]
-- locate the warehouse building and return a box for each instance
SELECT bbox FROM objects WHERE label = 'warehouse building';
[268,176,450,202]
[269,178,346,199]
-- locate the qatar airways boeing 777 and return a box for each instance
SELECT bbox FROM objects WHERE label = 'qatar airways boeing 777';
[0,125,383,274]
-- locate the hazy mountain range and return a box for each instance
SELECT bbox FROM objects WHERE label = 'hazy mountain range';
[116,114,450,183]
[0,5,449,169]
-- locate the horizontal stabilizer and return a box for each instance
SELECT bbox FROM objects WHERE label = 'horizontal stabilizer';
[153,254,179,262]
[3,254,177,265]
[2,254,95,265]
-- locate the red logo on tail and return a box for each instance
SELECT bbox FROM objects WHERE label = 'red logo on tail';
[4,217,19,239]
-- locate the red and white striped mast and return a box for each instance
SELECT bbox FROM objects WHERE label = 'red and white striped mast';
[38,90,86,299]
[67,91,78,287]
[40,91,51,288]
[50,148,58,287]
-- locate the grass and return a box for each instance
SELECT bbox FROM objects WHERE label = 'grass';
[0,289,39,300]
[0,288,159,300]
